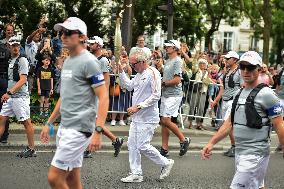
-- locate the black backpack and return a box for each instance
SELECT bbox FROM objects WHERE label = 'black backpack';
[231,83,269,129]
[223,67,240,89]
[0,43,10,73]
[12,55,28,82]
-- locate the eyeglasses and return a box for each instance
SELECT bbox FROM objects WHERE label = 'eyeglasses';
[239,64,258,72]
[60,29,81,37]
[130,61,141,68]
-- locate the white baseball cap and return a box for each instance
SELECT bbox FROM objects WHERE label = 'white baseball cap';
[239,51,263,67]
[54,17,87,36]
[8,36,21,45]
[87,36,104,47]
[224,51,239,60]
[164,40,181,50]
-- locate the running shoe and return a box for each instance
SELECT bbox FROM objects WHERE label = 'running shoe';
[224,146,235,157]
[275,144,282,152]
[121,174,143,183]
[83,150,92,158]
[0,136,8,144]
[112,137,124,157]
[16,146,37,158]
[179,137,191,156]
[160,147,169,157]
[160,159,175,180]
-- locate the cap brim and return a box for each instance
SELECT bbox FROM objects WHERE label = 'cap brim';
[54,23,64,31]
[87,40,96,44]
[9,42,20,45]
[164,43,174,47]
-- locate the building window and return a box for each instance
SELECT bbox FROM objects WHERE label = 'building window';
[250,37,259,51]
[223,32,233,52]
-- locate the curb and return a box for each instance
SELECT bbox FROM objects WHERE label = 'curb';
[8,125,216,137]
[0,143,228,151]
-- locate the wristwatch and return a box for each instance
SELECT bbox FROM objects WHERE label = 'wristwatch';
[95,126,104,133]
[7,91,13,95]
[137,105,143,110]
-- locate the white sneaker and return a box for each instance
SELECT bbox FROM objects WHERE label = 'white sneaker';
[119,120,126,126]
[121,174,143,183]
[110,120,116,126]
[160,159,174,180]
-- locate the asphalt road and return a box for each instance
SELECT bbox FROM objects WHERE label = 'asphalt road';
[0,152,283,189]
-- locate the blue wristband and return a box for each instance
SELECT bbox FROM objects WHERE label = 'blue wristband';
[46,122,55,137]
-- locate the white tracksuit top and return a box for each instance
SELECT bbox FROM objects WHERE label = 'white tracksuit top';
[119,66,161,124]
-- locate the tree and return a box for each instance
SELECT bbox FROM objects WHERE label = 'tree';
[58,0,108,37]
[0,0,45,39]
[272,0,284,65]
[239,0,272,65]
[202,0,241,52]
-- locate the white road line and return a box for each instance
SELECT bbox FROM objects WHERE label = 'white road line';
[0,150,280,155]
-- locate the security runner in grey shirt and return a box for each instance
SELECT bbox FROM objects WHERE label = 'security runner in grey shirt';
[85,35,123,158]
[202,51,284,189]
[212,51,243,157]
[0,37,36,158]
[160,40,190,157]
[40,17,109,189]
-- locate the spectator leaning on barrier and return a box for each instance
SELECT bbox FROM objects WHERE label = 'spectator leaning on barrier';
[187,58,213,130]
[110,51,132,126]
[211,51,242,157]
[118,48,174,183]
[0,37,36,158]
[202,51,284,189]
[159,39,190,157]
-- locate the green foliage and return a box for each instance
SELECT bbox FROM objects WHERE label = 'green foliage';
[58,0,108,37]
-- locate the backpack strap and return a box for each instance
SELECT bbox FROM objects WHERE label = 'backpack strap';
[246,83,268,104]
[245,83,268,129]
[231,88,243,125]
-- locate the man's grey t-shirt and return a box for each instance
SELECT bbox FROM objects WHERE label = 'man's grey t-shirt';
[277,70,284,99]
[162,56,183,97]
[232,87,282,156]
[223,68,243,101]
[96,56,109,73]
[8,56,29,98]
[60,50,105,133]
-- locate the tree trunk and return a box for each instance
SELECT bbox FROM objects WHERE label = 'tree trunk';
[122,0,133,53]
[205,28,216,52]
[262,0,272,65]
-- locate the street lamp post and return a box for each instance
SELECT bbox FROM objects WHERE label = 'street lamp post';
[158,0,174,40]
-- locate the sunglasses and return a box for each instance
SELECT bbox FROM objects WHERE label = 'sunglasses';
[239,64,258,71]
[60,29,81,37]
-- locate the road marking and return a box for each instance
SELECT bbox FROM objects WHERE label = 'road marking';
[0,150,281,155]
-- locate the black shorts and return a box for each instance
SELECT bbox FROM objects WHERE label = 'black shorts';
[40,90,50,98]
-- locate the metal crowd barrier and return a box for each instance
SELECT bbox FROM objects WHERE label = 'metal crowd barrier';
[108,73,224,129]
[179,80,223,129]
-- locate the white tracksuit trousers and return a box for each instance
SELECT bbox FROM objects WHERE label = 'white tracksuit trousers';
[128,122,169,175]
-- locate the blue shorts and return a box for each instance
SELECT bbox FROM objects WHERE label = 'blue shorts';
[40,90,50,98]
